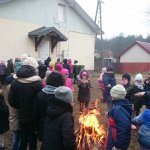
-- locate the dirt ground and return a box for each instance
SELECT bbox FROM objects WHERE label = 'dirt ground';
[4,73,140,149]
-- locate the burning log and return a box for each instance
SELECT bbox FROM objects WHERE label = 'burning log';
[76,99,107,150]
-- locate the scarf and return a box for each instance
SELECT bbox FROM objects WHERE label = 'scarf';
[42,85,57,94]
[135,81,144,90]
[14,75,41,83]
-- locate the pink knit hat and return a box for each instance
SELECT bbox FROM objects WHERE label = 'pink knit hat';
[56,63,63,72]
[79,70,89,78]
[61,68,69,75]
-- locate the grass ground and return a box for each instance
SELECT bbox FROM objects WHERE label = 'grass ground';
[4,73,141,149]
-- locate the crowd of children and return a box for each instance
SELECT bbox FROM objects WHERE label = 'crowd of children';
[0,55,91,150]
[0,54,150,150]
[99,67,150,150]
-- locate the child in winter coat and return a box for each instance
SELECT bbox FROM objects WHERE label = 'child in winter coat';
[35,71,65,141]
[132,91,150,149]
[73,60,78,84]
[14,58,22,73]
[0,61,7,85]
[98,67,106,102]
[127,73,146,116]
[144,70,150,91]
[0,88,9,150]
[7,80,20,150]
[9,107,20,150]
[68,59,73,78]
[78,70,91,111]
[105,84,132,150]
[103,66,116,110]
[41,86,76,150]
[61,68,74,91]
[120,73,132,100]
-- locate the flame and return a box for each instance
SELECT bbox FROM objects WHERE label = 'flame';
[76,100,106,150]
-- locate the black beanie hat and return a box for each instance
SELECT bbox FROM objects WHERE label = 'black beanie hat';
[16,65,36,78]
[46,71,65,87]
[122,73,131,82]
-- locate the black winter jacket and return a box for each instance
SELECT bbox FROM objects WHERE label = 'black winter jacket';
[41,99,76,150]
[0,95,9,134]
[8,65,42,124]
[38,64,47,79]
[34,91,55,140]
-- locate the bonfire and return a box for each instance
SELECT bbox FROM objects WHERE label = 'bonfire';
[76,100,107,150]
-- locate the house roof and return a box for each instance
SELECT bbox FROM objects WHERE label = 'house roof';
[64,0,104,35]
[118,41,150,58]
[28,26,67,41]
[28,26,67,52]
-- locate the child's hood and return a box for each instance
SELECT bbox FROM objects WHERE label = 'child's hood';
[47,99,73,119]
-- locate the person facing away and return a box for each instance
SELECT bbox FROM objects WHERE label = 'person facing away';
[105,84,132,150]
[61,68,74,91]
[7,78,20,150]
[132,91,150,150]
[14,57,22,73]
[103,66,116,110]
[9,106,20,150]
[68,59,73,78]
[98,67,106,102]
[8,58,42,150]
[44,57,51,68]
[127,73,145,116]
[144,70,150,91]
[78,70,91,111]
[34,71,65,141]
[0,88,9,150]
[6,59,14,76]
[55,58,63,72]
[41,86,76,150]
[73,60,78,84]
[0,60,7,85]
[38,63,47,79]
[63,59,71,75]
[54,58,62,71]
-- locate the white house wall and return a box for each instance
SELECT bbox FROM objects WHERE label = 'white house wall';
[0,0,96,70]
[0,18,95,70]
[0,0,94,35]
[0,18,40,61]
[120,44,150,63]
[68,32,95,70]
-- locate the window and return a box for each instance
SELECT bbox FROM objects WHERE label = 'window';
[58,4,66,23]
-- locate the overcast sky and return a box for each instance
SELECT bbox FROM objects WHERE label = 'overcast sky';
[76,0,150,39]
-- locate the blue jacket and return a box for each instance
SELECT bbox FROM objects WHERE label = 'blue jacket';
[132,109,150,148]
[105,99,132,150]
[103,73,116,103]
[103,73,116,88]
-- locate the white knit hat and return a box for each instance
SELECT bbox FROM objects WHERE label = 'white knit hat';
[110,84,127,100]
[135,73,143,81]
[54,86,73,104]
[21,54,28,62]
[23,57,38,69]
